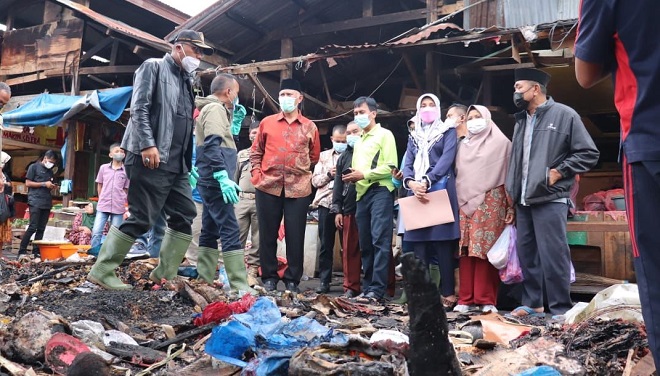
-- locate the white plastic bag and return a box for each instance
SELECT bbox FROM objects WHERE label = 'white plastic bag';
[487,225,514,270]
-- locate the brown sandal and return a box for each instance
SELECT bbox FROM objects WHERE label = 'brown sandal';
[441,295,457,311]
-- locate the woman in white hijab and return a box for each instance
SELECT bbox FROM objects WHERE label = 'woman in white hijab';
[402,93,460,311]
[454,105,513,313]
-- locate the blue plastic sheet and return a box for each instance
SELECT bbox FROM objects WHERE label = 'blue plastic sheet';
[206,297,347,374]
[267,316,332,349]
[205,321,256,367]
[2,87,132,127]
[515,366,562,376]
[233,297,282,338]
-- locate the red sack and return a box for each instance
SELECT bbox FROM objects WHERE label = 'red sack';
[583,191,607,211]
[193,294,257,326]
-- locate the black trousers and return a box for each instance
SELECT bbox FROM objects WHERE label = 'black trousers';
[256,189,310,284]
[625,160,660,369]
[317,206,341,284]
[120,162,196,238]
[19,206,51,255]
[516,202,572,315]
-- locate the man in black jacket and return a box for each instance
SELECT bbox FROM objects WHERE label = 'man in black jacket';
[505,68,599,316]
[331,121,362,298]
[88,30,213,290]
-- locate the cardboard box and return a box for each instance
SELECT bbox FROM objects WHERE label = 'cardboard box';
[11,182,27,195]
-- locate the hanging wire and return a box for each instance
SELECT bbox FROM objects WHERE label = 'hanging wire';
[548,20,578,51]
[250,57,404,123]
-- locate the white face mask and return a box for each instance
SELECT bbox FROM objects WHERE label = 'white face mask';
[444,117,457,128]
[466,118,488,134]
[178,45,200,73]
[44,161,55,169]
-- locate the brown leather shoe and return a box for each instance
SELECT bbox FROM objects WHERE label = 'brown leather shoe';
[247,265,260,287]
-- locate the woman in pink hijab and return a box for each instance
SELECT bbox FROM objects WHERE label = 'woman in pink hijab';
[454,105,514,313]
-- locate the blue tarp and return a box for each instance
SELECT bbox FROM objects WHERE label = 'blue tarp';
[1,86,132,127]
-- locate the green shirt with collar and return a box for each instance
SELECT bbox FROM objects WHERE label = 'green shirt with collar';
[351,123,398,201]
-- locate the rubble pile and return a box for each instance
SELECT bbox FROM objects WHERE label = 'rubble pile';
[0,257,656,376]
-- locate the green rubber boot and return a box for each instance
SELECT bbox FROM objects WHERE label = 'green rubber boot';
[150,228,192,283]
[87,226,135,290]
[393,290,408,305]
[196,246,219,284]
[429,264,441,289]
[223,249,256,294]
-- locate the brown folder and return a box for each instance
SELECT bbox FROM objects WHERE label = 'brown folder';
[398,189,455,231]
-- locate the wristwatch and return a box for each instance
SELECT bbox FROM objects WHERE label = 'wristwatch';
[41,182,46,188]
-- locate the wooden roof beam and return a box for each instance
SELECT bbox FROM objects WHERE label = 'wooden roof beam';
[225,10,267,36]
[274,9,428,39]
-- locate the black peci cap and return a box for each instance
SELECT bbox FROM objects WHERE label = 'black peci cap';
[280,78,302,93]
[514,68,551,87]
[171,29,214,56]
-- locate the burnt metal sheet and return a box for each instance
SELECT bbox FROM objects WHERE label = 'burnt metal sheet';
[0,18,84,76]
[54,0,171,52]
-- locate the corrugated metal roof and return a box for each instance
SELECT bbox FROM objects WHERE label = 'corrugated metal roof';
[464,0,579,28]
[55,0,171,52]
[503,0,579,27]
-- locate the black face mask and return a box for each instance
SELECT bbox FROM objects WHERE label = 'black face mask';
[513,86,534,110]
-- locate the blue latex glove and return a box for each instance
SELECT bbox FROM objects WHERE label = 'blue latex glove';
[188,166,199,189]
[232,104,246,136]
[213,170,242,204]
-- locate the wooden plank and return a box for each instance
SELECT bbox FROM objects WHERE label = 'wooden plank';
[303,93,351,119]
[280,38,293,81]
[77,66,140,75]
[481,63,535,72]
[603,231,628,280]
[211,64,288,76]
[4,72,43,86]
[79,37,114,64]
[110,40,120,66]
[124,0,188,25]
[566,222,629,232]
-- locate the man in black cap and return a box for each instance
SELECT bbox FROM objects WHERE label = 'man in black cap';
[88,30,213,290]
[250,79,321,292]
[505,68,599,316]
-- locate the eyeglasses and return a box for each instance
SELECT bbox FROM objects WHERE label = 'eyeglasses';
[183,43,202,55]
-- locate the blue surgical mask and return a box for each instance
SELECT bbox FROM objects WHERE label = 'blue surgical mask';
[279,96,297,113]
[333,142,347,153]
[354,114,370,129]
[346,135,360,148]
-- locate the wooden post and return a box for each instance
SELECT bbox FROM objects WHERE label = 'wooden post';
[280,38,293,82]
[402,53,423,91]
[319,63,333,107]
[427,0,439,23]
[482,72,493,106]
[425,0,438,94]
[363,0,373,17]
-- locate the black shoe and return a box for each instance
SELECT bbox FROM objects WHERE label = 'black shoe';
[285,282,300,293]
[315,283,330,294]
[343,290,359,298]
[263,280,277,292]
